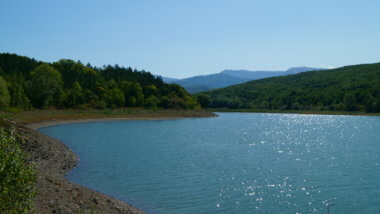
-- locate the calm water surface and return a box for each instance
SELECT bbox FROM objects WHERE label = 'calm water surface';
[39,113,380,213]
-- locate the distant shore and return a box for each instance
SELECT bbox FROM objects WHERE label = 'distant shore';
[208,108,380,116]
[3,108,216,124]
[1,109,215,214]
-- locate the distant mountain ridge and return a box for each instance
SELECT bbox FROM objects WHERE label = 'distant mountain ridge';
[283,67,324,75]
[160,76,179,83]
[161,67,324,93]
[200,62,380,113]
[174,73,248,91]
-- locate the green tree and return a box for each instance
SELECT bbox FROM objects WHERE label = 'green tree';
[94,80,108,100]
[371,97,380,112]
[8,74,31,110]
[82,89,99,107]
[29,64,63,108]
[159,96,170,108]
[182,95,199,109]
[0,75,10,109]
[9,82,31,110]
[121,81,144,106]
[66,81,84,107]
[106,88,125,107]
[196,94,211,108]
[365,97,375,112]
[145,95,159,108]
[53,59,98,90]
[169,84,187,98]
[143,84,158,97]
[343,92,358,111]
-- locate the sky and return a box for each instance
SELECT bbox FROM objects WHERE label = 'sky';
[1,0,380,79]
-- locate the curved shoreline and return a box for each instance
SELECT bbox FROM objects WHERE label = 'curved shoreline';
[26,116,210,130]
[17,112,216,213]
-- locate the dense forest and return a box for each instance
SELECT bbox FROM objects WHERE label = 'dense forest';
[200,63,380,112]
[0,53,201,111]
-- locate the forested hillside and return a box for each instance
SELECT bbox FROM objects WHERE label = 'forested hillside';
[201,63,380,112]
[0,53,199,110]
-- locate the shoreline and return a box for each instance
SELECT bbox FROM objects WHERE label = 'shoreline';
[27,116,213,130]
[208,108,380,116]
[11,110,216,213]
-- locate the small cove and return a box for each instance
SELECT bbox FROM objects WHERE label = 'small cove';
[38,113,380,213]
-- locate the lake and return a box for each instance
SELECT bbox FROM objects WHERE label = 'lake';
[39,113,380,213]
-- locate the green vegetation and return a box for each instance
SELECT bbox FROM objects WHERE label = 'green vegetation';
[0,53,200,111]
[0,76,10,109]
[0,127,36,213]
[196,94,211,108]
[201,63,380,113]
[29,63,64,108]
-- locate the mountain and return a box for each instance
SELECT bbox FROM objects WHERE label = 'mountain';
[164,67,323,93]
[221,70,283,79]
[156,75,179,83]
[173,73,248,93]
[283,67,324,75]
[200,63,380,112]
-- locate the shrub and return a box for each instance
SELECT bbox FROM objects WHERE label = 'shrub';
[0,128,36,213]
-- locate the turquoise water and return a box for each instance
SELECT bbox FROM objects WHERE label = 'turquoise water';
[39,113,380,213]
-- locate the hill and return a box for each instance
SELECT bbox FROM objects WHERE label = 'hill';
[0,53,200,110]
[282,67,324,75]
[169,67,323,93]
[174,73,248,93]
[200,63,380,112]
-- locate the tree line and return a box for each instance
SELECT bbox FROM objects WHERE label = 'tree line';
[199,63,380,113]
[0,53,204,110]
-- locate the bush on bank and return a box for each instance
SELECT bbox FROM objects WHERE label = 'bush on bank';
[0,128,36,213]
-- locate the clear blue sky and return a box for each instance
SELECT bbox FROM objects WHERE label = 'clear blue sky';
[1,0,379,78]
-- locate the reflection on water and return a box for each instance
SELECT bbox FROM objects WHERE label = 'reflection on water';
[40,113,380,214]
